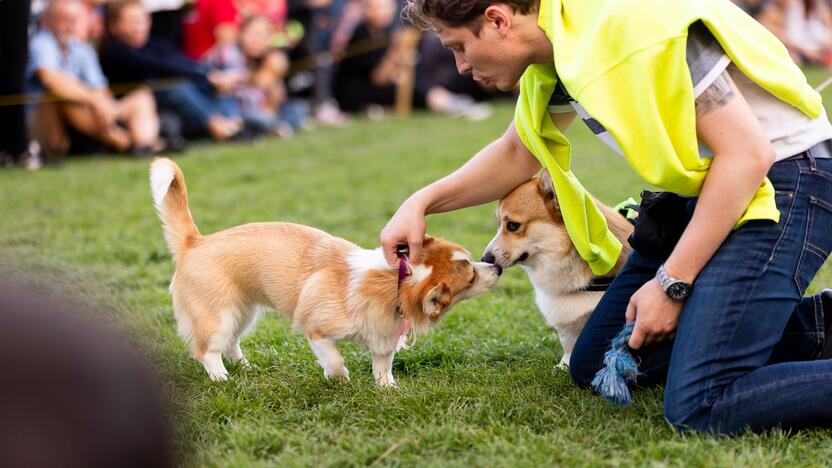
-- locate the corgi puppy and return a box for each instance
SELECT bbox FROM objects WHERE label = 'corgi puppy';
[149,158,501,386]
[482,173,633,368]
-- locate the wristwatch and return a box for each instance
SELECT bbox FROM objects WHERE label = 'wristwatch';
[656,264,693,302]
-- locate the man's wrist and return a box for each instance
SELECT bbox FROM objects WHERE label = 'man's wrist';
[409,189,436,216]
[656,263,694,302]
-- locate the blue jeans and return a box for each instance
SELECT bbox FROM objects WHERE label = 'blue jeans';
[570,151,832,434]
[155,81,239,132]
[242,99,310,133]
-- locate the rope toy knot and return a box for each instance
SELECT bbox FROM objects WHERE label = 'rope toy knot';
[590,322,640,406]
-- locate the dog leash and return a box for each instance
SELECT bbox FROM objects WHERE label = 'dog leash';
[395,246,414,351]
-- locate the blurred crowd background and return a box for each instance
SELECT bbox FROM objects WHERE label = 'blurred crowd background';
[1,0,832,170]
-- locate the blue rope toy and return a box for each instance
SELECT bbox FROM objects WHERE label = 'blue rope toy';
[590,322,641,405]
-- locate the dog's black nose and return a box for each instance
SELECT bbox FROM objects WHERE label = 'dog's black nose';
[493,264,503,276]
[481,252,496,264]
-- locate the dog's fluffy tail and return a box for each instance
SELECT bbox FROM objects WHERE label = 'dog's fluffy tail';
[150,157,201,262]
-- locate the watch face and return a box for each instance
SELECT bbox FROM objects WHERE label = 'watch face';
[667,282,691,300]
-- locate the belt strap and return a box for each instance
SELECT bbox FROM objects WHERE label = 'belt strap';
[808,139,832,159]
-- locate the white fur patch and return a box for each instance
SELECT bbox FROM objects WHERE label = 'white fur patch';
[410,264,433,283]
[150,160,175,208]
[347,248,393,303]
[452,250,471,261]
[348,248,390,273]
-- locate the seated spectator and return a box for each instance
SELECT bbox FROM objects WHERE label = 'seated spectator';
[100,0,243,140]
[333,0,491,119]
[183,0,239,60]
[27,0,161,156]
[758,0,832,68]
[332,0,410,113]
[204,15,309,136]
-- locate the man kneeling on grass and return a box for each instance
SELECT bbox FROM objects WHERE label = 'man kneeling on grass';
[380,0,832,434]
[27,0,161,156]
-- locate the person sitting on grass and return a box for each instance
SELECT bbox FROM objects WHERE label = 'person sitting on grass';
[203,15,309,137]
[27,0,162,156]
[100,0,243,141]
[381,0,832,434]
[333,0,493,119]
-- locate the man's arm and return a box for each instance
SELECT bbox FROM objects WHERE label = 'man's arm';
[627,70,774,349]
[380,111,577,264]
[664,71,774,284]
[36,68,98,104]
[36,68,117,127]
[422,111,577,214]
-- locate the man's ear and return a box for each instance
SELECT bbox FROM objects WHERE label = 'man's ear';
[483,4,512,33]
[422,282,451,317]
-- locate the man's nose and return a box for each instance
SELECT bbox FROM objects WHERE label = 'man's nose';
[454,53,471,74]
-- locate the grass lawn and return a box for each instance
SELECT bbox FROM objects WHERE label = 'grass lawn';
[2,70,832,466]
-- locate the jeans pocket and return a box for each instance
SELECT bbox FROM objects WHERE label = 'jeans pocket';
[794,196,832,293]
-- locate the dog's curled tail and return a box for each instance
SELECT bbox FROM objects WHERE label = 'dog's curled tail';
[150,157,201,262]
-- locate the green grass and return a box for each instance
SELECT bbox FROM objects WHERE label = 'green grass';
[3,70,832,466]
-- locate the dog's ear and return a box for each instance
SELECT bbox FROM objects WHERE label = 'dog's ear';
[536,171,562,219]
[422,282,451,317]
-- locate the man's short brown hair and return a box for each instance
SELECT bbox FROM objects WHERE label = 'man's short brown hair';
[105,0,143,26]
[401,0,537,32]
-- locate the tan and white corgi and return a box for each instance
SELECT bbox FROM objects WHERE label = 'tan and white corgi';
[482,173,633,368]
[150,158,500,386]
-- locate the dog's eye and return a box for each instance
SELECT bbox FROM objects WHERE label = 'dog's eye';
[506,221,521,232]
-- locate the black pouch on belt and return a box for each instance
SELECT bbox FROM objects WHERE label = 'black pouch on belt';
[626,190,693,263]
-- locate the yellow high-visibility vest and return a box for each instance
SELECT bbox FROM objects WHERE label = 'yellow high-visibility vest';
[516,0,822,275]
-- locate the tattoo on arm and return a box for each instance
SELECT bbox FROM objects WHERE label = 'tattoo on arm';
[695,70,736,117]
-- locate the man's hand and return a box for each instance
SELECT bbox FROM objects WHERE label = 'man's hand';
[379,120,544,266]
[626,278,683,349]
[380,196,427,266]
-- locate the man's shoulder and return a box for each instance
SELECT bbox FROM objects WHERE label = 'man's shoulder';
[30,30,59,52]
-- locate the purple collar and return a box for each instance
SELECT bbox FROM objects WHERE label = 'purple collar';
[397,252,410,288]
[396,251,410,318]
[395,251,412,344]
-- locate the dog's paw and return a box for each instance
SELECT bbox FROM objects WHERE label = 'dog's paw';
[325,367,350,382]
[555,358,570,372]
[375,374,397,388]
[208,370,230,381]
